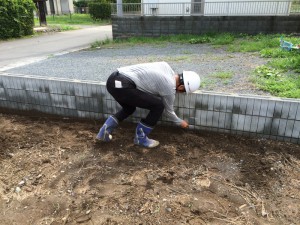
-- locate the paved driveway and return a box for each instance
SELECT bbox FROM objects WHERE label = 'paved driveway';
[0,25,112,71]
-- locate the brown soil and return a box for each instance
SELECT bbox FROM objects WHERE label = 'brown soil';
[0,113,300,225]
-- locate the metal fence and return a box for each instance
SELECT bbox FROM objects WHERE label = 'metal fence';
[111,0,300,16]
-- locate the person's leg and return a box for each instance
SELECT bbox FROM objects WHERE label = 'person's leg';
[109,87,164,126]
[98,72,164,147]
[96,115,118,141]
[96,72,122,141]
[111,88,164,148]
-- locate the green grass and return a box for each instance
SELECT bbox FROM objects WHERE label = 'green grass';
[212,71,234,79]
[253,66,300,98]
[34,13,110,28]
[91,33,300,98]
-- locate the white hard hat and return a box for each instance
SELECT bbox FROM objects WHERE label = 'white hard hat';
[182,71,201,93]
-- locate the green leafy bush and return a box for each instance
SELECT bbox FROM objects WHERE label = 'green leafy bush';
[89,0,111,20]
[74,0,88,8]
[0,0,35,39]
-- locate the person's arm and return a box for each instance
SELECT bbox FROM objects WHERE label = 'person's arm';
[161,95,189,128]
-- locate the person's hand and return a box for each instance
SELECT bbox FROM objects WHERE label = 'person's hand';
[180,120,189,128]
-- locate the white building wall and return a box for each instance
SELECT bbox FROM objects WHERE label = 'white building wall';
[46,0,74,15]
[204,0,292,16]
[142,0,292,16]
[143,0,191,16]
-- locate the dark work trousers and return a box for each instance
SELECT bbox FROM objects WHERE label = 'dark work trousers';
[106,71,164,127]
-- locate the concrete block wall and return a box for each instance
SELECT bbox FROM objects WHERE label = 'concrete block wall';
[0,72,299,143]
[112,16,300,39]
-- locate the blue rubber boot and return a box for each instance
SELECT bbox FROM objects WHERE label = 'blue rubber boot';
[96,116,118,142]
[134,122,159,148]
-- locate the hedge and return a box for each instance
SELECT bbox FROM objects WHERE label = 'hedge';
[0,0,35,39]
[89,0,111,20]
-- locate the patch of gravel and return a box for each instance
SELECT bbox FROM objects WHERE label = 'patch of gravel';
[6,43,270,96]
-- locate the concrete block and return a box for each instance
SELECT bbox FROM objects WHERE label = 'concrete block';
[213,95,221,111]
[235,114,246,131]
[232,97,241,114]
[206,110,214,127]
[5,76,14,89]
[189,108,196,121]
[59,81,71,95]
[189,94,196,109]
[243,115,252,132]
[231,114,239,130]
[178,93,185,108]
[5,89,16,102]
[201,94,209,110]
[13,78,22,89]
[259,99,268,116]
[207,95,215,111]
[50,94,63,108]
[284,120,294,137]
[257,117,266,134]
[49,80,60,94]
[262,117,272,135]
[237,114,248,130]
[104,100,114,114]
[25,91,37,105]
[218,96,227,112]
[195,109,202,126]
[178,107,184,120]
[245,98,254,115]
[281,101,291,119]
[211,111,220,128]
[266,100,275,117]
[252,99,262,116]
[288,102,299,120]
[0,77,4,88]
[200,110,208,126]
[226,96,234,112]
[291,120,300,139]
[31,78,41,92]
[250,116,259,133]
[75,96,87,111]
[37,92,51,106]
[270,118,280,135]
[0,88,7,100]
[195,94,203,109]
[218,112,226,129]
[273,101,283,118]
[183,108,190,121]
[73,83,85,97]
[239,98,247,114]
[278,119,288,136]
[224,112,232,129]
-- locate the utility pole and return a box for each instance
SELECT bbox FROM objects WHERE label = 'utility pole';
[34,0,47,26]
[117,0,123,16]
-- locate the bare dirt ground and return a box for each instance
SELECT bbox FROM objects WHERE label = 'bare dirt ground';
[1,113,300,225]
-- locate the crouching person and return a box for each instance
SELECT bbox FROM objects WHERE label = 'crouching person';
[96,61,200,148]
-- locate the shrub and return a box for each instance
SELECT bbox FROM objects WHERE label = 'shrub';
[74,0,88,8]
[89,0,111,20]
[0,0,35,39]
[18,0,35,36]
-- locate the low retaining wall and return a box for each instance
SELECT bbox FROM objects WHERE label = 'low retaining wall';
[112,15,300,39]
[0,72,299,143]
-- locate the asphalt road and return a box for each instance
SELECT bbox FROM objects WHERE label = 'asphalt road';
[0,25,112,71]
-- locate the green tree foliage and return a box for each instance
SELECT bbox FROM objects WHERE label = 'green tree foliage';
[89,0,111,20]
[74,0,88,8]
[88,0,141,20]
[0,0,35,39]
